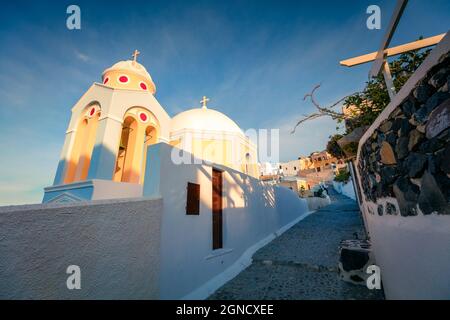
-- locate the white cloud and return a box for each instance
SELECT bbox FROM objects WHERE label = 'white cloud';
[75,50,90,62]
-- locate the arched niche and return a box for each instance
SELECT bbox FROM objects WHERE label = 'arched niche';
[64,103,101,184]
[113,107,159,184]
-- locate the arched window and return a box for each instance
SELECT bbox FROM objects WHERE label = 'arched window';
[113,107,159,184]
[64,104,101,183]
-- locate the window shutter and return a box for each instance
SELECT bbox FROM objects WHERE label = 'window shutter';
[186,182,200,215]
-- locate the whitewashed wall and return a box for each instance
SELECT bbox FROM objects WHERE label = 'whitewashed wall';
[144,143,311,299]
[332,181,356,200]
[1,144,315,300]
[0,198,162,299]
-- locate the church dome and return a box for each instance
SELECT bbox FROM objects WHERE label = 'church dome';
[171,107,244,135]
[101,54,156,94]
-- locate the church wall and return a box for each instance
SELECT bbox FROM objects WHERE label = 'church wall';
[0,197,162,299]
[143,143,310,299]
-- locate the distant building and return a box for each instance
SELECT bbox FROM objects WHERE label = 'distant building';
[259,162,281,176]
[278,150,347,191]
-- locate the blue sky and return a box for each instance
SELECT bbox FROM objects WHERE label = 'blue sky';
[0,0,449,205]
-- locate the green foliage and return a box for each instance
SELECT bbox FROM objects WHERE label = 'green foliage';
[326,134,344,159]
[334,168,351,183]
[342,141,358,156]
[342,45,431,132]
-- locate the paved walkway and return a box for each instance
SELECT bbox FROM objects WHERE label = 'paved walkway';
[209,188,384,300]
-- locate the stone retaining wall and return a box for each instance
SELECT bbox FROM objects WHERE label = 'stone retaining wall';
[354,33,450,299]
[358,52,449,217]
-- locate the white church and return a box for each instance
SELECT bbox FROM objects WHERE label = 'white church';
[0,52,314,299]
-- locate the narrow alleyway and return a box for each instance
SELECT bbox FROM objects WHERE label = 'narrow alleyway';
[209,188,384,300]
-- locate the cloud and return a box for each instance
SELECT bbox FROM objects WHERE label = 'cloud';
[75,50,90,62]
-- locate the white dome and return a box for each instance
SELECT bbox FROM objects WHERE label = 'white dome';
[103,60,154,82]
[171,107,243,135]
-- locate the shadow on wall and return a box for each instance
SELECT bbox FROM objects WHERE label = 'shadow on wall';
[44,145,119,202]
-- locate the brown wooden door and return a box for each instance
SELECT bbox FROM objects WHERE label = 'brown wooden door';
[212,169,223,250]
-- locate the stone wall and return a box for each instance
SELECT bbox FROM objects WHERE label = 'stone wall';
[354,33,450,299]
[358,52,450,217]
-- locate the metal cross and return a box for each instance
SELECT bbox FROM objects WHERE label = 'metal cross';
[200,96,210,108]
[132,49,140,63]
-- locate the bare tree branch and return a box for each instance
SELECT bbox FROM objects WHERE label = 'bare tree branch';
[291,84,359,134]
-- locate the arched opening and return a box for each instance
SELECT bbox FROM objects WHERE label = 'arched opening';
[140,126,158,184]
[64,105,101,184]
[113,108,159,184]
[114,116,138,183]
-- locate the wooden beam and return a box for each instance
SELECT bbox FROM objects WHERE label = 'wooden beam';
[382,61,396,99]
[340,33,446,67]
[370,0,409,77]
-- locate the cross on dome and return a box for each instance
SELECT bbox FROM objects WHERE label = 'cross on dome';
[132,49,140,63]
[200,96,210,109]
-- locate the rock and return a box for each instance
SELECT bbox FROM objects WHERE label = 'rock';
[411,106,430,126]
[337,126,369,150]
[413,83,434,103]
[416,124,426,133]
[405,153,427,178]
[419,136,445,154]
[379,120,393,133]
[398,119,412,137]
[408,129,424,151]
[435,174,450,202]
[418,171,449,215]
[401,98,417,117]
[424,91,450,113]
[425,98,450,139]
[386,202,397,215]
[391,118,404,132]
[385,132,398,146]
[377,132,386,144]
[371,142,378,151]
[427,154,438,175]
[380,166,398,184]
[396,137,409,160]
[437,128,450,143]
[393,176,420,216]
[437,144,450,174]
[391,108,403,118]
[380,141,396,165]
[377,204,383,216]
[428,67,450,89]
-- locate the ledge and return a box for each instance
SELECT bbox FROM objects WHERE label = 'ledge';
[205,248,234,260]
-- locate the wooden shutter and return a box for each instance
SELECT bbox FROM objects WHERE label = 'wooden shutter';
[212,169,223,249]
[186,182,200,215]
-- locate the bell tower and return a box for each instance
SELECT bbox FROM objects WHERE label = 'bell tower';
[43,51,171,203]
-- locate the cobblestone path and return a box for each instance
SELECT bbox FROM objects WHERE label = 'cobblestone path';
[209,188,384,300]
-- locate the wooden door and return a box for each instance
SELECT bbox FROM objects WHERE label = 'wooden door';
[212,169,223,250]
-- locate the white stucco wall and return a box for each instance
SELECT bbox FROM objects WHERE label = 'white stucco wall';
[0,197,162,299]
[144,143,311,299]
[333,181,356,200]
[363,200,450,299]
